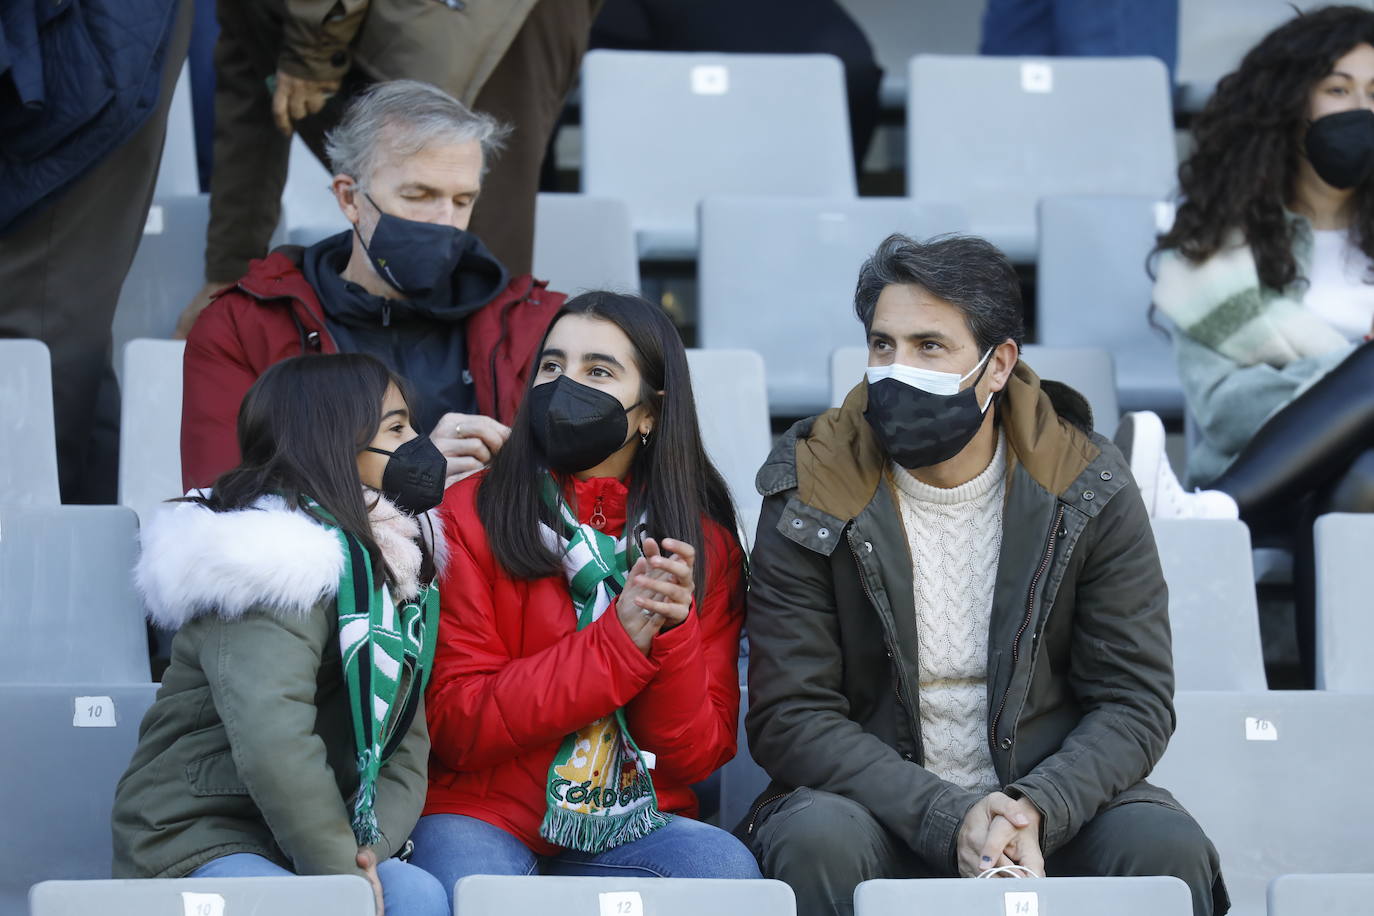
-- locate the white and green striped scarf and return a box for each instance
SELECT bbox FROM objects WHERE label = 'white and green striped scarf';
[319,507,438,847]
[1154,235,1349,367]
[536,474,672,853]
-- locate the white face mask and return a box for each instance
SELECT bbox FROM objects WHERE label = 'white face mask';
[866,348,994,409]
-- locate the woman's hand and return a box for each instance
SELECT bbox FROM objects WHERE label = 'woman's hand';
[615,537,696,655]
[356,847,384,916]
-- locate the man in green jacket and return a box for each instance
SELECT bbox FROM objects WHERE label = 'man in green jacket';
[742,234,1228,916]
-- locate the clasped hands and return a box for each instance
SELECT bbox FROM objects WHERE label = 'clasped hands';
[956,791,1045,879]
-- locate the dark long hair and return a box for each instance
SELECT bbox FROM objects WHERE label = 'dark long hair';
[477,291,739,606]
[195,354,413,583]
[1156,5,1374,291]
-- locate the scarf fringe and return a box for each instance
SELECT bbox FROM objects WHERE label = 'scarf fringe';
[351,774,383,846]
[540,804,674,854]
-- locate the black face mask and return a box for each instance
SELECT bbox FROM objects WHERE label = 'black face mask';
[1306,109,1374,190]
[863,356,993,470]
[357,194,482,298]
[527,375,641,474]
[366,435,447,516]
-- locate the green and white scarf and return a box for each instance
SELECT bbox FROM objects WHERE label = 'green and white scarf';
[324,512,439,847]
[536,475,672,853]
[1153,232,1349,368]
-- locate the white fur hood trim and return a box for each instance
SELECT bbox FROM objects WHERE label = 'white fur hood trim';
[137,495,345,629]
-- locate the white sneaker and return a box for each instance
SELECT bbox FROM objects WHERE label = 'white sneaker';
[1114,411,1239,519]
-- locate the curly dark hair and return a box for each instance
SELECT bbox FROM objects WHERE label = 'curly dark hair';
[1157,5,1374,291]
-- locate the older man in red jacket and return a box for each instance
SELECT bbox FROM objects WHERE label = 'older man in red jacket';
[181,79,564,490]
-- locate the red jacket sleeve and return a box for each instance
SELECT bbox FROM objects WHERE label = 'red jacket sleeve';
[424,494,662,774]
[623,524,745,786]
[181,298,256,490]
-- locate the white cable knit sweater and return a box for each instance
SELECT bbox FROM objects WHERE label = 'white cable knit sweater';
[888,433,1006,795]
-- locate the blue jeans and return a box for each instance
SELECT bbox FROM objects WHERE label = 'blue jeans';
[191,852,449,916]
[409,814,761,896]
[979,0,1179,82]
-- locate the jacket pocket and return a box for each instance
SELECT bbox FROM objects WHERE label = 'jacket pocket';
[186,749,250,797]
[0,0,115,160]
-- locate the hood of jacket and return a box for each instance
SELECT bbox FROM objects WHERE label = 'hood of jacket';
[302,229,509,327]
[136,493,447,630]
[758,360,1101,520]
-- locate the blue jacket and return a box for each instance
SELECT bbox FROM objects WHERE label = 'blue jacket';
[0,0,179,234]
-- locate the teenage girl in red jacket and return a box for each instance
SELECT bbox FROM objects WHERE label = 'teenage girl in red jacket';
[410,291,761,888]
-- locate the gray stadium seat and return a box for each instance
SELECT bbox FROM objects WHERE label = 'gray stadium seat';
[855,876,1192,915]
[0,339,60,505]
[282,135,347,242]
[533,194,640,294]
[685,349,772,542]
[1267,873,1374,916]
[720,686,770,832]
[1314,513,1374,691]
[837,0,987,108]
[1151,520,1267,691]
[698,196,966,416]
[30,876,374,916]
[152,64,200,199]
[2,683,159,916]
[828,345,1120,437]
[582,51,857,260]
[909,56,1176,263]
[119,340,186,525]
[454,875,796,916]
[0,505,149,684]
[1037,194,1184,416]
[1151,691,1374,916]
[113,194,212,361]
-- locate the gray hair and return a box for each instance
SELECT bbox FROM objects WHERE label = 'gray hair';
[853,233,1025,351]
[324,80,511,188]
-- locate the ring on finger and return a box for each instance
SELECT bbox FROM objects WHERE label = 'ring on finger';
[454,423,463,438]
[641,608,654,618]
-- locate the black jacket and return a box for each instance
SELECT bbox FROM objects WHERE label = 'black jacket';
[744,362,1181,871]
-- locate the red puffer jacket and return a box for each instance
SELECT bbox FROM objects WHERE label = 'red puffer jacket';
[180,248,564,490]
[424,472,745,854]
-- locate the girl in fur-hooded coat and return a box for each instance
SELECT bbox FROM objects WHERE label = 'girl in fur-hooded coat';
[111,354,451,916]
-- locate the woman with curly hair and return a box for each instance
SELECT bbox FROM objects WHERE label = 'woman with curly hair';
[1114,4,1374,678]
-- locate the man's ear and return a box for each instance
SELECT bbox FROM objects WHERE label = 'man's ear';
[333,175,360,223]
[988,339,1020,393]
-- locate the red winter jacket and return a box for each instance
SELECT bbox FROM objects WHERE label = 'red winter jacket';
[424,472,746,854]
[180,248,564,490]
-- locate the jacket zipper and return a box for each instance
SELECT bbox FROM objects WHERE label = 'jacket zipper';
[989,504,1064,751]
[745,789,791,836]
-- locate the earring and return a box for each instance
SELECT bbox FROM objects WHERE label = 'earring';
[640,431,650,446]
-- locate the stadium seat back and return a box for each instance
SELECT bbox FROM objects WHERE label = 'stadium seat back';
[583,51,856,259]
[1152,519,1268,691]
[1314,513,1374,690]
[838,0,986,106]
[855,876,1192,915]
[1267,873,1374,916]
[119,340,186,526]
[685,349,772,541]
[909,56,1175,263]
[112,195,212,362]
[828,345,1120,437]
[533,194,640,294]
[1151,691,1374,916]
[0,505,149,683]
[0,339,60,505]
[1037,194,1184,415]
[30,875,373,916]
[2,683,159,914]
[454,875,796,915]
[699,196,966,416]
